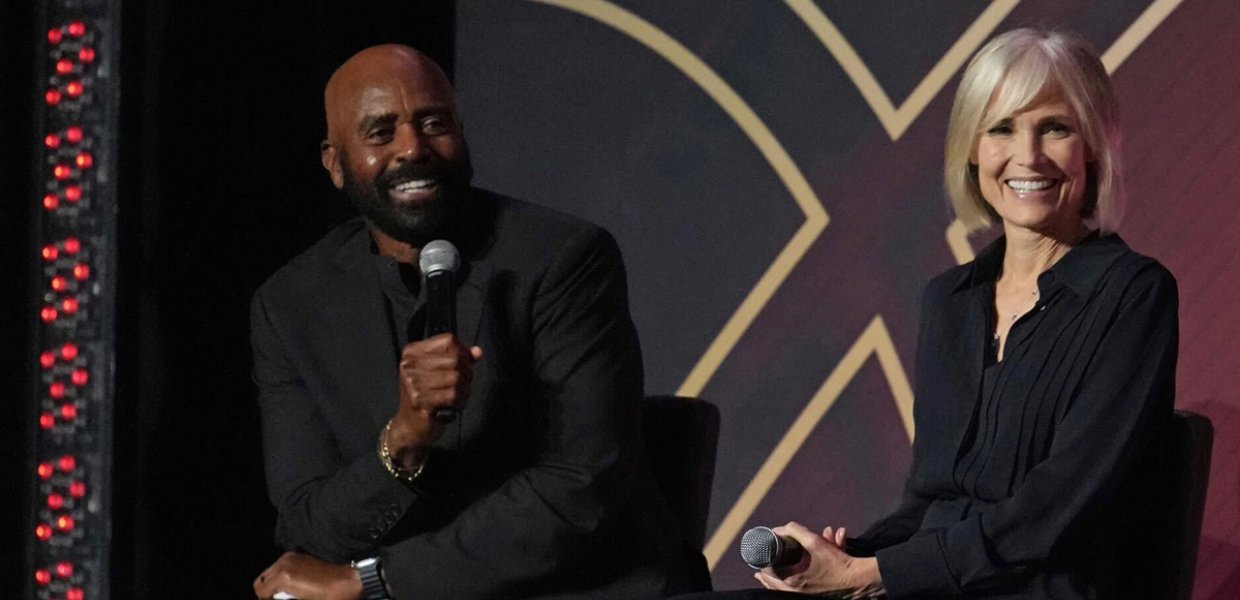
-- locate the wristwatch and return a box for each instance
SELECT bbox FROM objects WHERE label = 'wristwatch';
[351,556,390,600]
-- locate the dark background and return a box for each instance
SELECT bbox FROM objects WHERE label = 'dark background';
[3,1,454,597]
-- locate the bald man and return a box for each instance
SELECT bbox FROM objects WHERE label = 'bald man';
[249,46,706,599]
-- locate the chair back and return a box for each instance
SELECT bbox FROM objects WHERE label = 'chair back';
[1162,409,1213,600]
[642,395,720,550]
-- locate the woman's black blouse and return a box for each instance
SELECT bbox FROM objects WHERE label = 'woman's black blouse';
[852,233,1179,599]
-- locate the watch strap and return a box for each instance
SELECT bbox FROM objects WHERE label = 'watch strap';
[351,557,390,600]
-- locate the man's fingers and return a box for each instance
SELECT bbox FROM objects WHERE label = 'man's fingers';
[253,561,284,598]
[408,332,457,353]
[400,351,464,373]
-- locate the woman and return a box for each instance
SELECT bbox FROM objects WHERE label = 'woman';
[690,28,1179,599]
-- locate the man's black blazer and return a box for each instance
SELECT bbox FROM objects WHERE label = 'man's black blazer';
[251,190,702,598]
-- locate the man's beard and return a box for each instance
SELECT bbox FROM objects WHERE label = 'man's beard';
[340,149,473,247]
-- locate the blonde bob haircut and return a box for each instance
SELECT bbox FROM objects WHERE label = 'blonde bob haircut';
[944,28,1123,233]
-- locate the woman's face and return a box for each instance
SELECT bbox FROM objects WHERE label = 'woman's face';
[972,89,1091,235]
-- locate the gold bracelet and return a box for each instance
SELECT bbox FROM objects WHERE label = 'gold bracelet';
[378,419,426,483]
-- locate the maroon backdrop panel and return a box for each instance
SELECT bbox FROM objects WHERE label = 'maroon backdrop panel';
[456,1,1240,597]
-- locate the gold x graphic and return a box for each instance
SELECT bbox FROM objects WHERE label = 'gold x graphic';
[528,0,1185,570]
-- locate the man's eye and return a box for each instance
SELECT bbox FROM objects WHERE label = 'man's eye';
[421,116,451,135]
[367,127,395,141]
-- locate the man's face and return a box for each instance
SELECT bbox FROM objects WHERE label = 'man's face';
[323,50,472,246]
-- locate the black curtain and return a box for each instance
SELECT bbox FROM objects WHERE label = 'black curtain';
[3,1,455,598]
[1,1,36,598]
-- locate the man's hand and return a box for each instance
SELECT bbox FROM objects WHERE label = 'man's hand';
[386,333,483,467]
[253,552,362,600]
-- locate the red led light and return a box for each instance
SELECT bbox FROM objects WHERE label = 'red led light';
[43,194,60,211]
[75,152,93,168]
[74,263,91,280]
[56,59,74,74]
[72,369,89,385]
[48,28,63,44]
[45,134,61,148]
[36,523,54,540]
[64,237,81,253]
[37,462,54,480]
[56,562,73,578]
[61,342,79,360]
[41,307,58,322]
[39,412,55,429]
[69,481,86,498]
[35,568,52,586]
[48,493,65,510]
[59,455,76,472]
[65,185,82,201]
[53,164,72,180]
[66,126,84,143]
[51,275,68,291]
[68,588,85,600]
[56,515,75,531]
[46,89,62,106]
[50,381,66,399]
[61,403,78,420]
[61,297,79,314]
[42,245,59,261]
[68,21,86,37]
[40,351,56,369]
[79,47,96,63]
[66,81,84,97]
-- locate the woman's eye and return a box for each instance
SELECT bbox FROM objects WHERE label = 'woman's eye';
[986,124,1013,136]
[1042,122,1070,136]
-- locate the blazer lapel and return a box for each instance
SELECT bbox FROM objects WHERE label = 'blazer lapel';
[322,238,402,432]
[455,260,490,348]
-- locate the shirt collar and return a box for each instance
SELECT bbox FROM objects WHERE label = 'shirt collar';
[954,231,1129,298]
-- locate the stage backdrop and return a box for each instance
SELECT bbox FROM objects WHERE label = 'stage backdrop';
[455,1,1240,597]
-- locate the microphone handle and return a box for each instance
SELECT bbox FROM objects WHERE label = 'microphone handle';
[425,270,458,423]
[772,536,803,567]
[425,270,456,336]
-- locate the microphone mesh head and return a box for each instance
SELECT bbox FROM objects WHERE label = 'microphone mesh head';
[419,239,461,276]
[739,526,780,569]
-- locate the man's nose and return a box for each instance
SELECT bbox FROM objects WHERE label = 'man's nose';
[394,124,426,161]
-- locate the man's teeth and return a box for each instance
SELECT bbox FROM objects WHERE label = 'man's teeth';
[1007,179,1054,192]
[394,179,436,193]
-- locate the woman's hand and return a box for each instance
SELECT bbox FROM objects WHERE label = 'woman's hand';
[754,522,884,597]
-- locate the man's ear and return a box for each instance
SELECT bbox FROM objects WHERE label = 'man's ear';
[320,140,344,189]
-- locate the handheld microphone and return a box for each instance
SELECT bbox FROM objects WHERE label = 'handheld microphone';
[740,526,803,569]
[419,239,461,424]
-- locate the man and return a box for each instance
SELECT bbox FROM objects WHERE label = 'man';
[249,45,705,599]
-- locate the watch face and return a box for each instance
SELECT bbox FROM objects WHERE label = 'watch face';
[355,557,378,569]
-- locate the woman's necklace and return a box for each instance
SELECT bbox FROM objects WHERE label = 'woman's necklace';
[994,287,1040,343]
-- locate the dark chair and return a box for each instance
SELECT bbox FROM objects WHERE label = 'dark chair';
[1160,409,1214,600]
[642,395,721,551]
